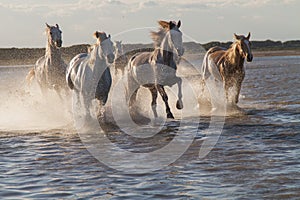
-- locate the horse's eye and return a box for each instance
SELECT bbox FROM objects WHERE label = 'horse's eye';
[50,32,53,35]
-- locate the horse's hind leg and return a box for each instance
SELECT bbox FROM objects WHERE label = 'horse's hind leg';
[129,88,149,123]
[150,87,158,118]
[53,85,64,101]
[82,93,92,121]
[157,85,174,119]
[176,77,183,110]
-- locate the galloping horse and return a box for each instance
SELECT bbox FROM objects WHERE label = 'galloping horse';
[201,33,253,106]
[26,23,68,98]
[66,31,115,119]
[127,20,184,119]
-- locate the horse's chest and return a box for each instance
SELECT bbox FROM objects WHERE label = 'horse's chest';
[223,64,245,80]
[156,67,177,85]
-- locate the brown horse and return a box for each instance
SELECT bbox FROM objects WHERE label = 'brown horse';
[201,33,253,106]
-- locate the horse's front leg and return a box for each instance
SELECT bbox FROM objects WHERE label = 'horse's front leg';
[150,87,158,118]
[82,92,92,121]
[235,75,245,104]
[96,99,106,123]
[235,82,241,104]
[157,85,174,119]
[176,77,183,110]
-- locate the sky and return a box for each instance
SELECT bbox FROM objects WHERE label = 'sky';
[0,0,299,48]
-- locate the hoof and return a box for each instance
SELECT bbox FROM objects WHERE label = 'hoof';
[176,100,183,110]
[167,113,174,119]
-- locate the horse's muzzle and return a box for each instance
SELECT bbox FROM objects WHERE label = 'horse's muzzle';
[107,53,115,64]
[177,48,184,56]
[247,54,253,62]
[56,40,62,48]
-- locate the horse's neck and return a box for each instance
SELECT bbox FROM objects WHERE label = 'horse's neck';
[116,47,123,58]
[90,45,107,73]
[46,42,63,66]
[226,44,244,68]
[159,37,176,67]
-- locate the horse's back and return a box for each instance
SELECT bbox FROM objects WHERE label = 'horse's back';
[206,46,226,63]
[128,52,156,85]
[67,53,89,90]
[129,52,152,68]
[202,46,226,81]
[68,53,88,72]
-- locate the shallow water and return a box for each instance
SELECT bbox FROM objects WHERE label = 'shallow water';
[0,55,300,199]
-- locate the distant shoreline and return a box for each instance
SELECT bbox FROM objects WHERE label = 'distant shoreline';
[253,50,300,57]
[1,40,300,66]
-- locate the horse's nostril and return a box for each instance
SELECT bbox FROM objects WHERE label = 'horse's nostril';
[56,40,62,47]
[247,55,253,62]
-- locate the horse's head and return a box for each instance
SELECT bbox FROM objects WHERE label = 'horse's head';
[234,32,253,62]
[157,20,184,56]
[114,40,123,57]
[94,31,115,64]
[114,41,122,51]
[46,23,63,48]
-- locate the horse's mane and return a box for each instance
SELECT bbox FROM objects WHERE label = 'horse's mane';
[150,20,179,48]
[224,40,242,65]
[150,27,167,48]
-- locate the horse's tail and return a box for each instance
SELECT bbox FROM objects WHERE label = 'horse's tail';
[201,50,210,81]
[26,68,35,85]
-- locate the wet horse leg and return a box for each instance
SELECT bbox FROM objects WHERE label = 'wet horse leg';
[156,85,174,119]
[128,87,151,124]
[72,90,81,112]
[82,92,92,121]
[149,87,158,118]
[235,76,244,104]
[176,77,183,109]
[129,89,138,110]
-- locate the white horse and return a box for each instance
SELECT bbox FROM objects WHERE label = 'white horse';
[127,20,184,119]
[113,40,126,76]
[26,23,68,98]
[66,31,115,120]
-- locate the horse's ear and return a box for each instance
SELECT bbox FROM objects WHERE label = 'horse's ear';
[247,32,251,40]
[234,33,241,40]
[56,24,59,29]
[158,20,169,29]
[177,20,181,28]
[93,31,99,38]
[169,21,176,29]
[46,23,50,29]
[108,34,111,38]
